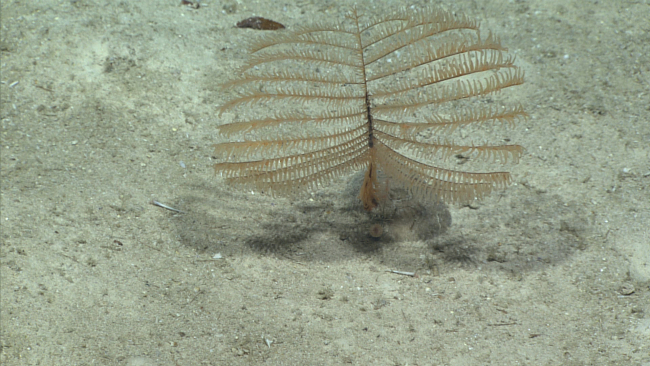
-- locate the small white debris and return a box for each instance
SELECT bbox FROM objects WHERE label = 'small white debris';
[213,253,223,259]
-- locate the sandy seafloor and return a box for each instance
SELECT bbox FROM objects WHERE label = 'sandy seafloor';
[1,0,649,365]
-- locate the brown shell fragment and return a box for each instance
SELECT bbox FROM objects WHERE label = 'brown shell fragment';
[180,0,200,9]
[236,16,285,30]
